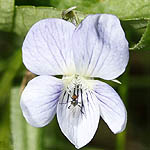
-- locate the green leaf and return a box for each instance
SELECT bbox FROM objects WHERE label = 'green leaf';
[0,0,15,32]
[130,21,150,50]
[10,87,26,150]
[13,6,86,37]
[13,6,62,36]
[120,18,150,50]
[50,0,150,19]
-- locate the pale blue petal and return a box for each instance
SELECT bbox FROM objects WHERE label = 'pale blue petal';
[93,80,127,133]
[23,19,76,76]
[57,89,100,149]
[20,75,63,127]
[72,14,129,80]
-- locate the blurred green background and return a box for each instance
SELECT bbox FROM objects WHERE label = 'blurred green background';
[0,0,150,150]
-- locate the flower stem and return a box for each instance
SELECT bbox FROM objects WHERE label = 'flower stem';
[116,69,129,150]
[116,131,127,150]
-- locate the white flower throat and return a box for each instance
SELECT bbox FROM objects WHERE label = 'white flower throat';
[61,75,92,113]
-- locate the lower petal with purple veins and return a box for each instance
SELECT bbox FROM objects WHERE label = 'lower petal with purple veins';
[57,75,100,149]
[20,75,63,127]
[93,80,127,134]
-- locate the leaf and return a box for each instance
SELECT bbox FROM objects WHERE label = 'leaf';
[10,87,26,150]
[13,6,86,37]
[120,18,150,50]
[130,21,150,50]
[0,0,15,32]
[13,6,62,36]
[121,18,150,51]
[50,0,150,20]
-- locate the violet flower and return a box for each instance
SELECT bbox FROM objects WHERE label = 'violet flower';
[20,14,129,149]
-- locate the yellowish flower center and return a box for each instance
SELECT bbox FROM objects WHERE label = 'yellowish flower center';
[61,75,94,112]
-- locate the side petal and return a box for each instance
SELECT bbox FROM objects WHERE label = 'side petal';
[93,80,127,134]
[23,19,76,76]
[72,14,129,80]
[57,90,100,149]
[20,75,63,127]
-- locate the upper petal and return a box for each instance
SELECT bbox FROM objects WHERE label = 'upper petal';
[57,89,100,149]
[20,75,63,127]
[93,80,127,133]
[72,14,129,80]
[22,19,76,76]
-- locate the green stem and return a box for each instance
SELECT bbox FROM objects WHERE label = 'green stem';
[116,131,126,150]
[116,69,129,150]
